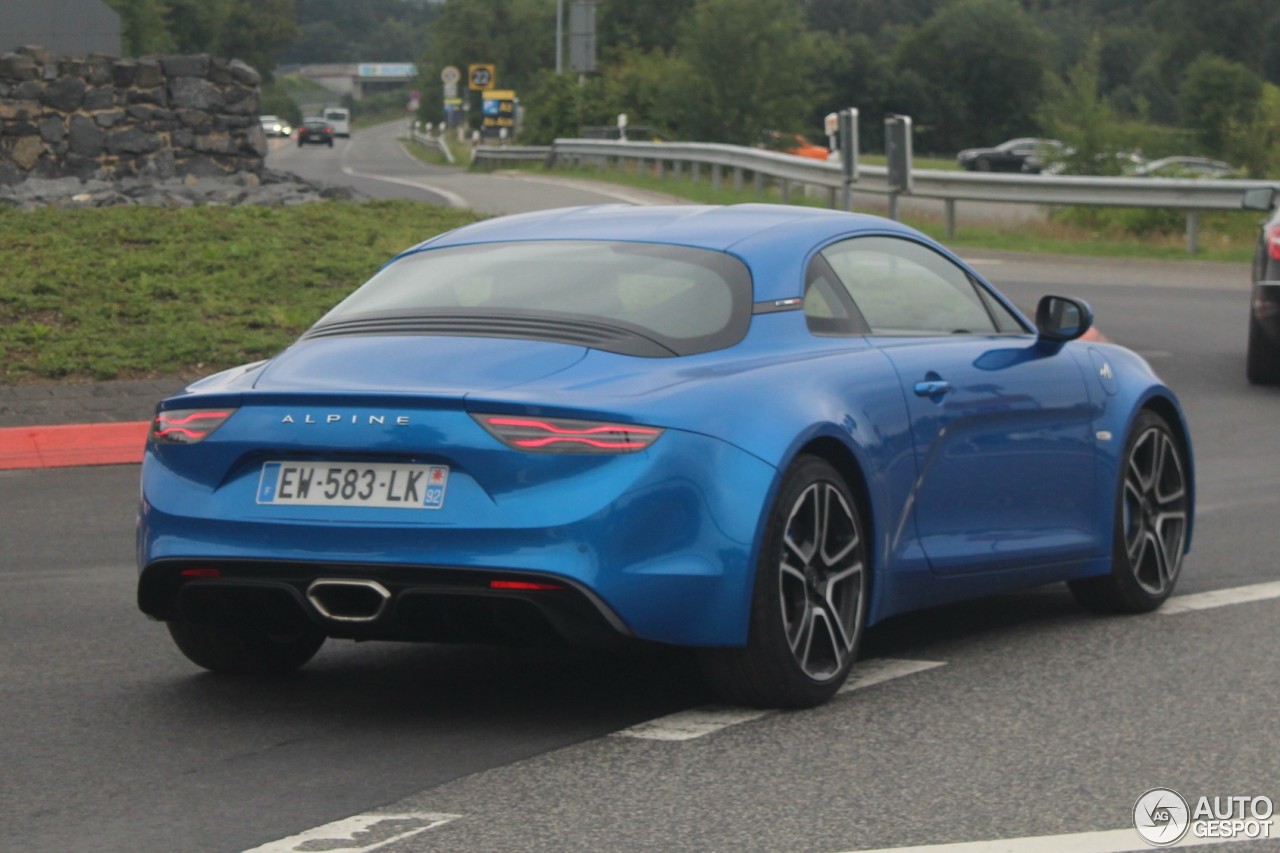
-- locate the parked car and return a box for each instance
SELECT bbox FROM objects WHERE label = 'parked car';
[957,138,1066,173]
[137,204,1193,709]
[1242,186,1280,383]
[258,115,291,138]
[322,107,351,138]
[296,118,334,148]
[1131,156,1236,178]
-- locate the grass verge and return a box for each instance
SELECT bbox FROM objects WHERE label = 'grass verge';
[0,201,482,383]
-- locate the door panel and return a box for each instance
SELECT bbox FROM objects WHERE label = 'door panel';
[879,338,1099,573]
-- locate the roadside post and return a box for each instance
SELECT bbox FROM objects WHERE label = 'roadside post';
[838,108,858,212]
[885,114,913,221]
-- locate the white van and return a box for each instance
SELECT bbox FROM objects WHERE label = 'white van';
[322,107,350,138]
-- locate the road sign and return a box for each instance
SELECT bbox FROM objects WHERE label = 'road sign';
[468,64,495,90]
[443,82,458,99]
[441,66,460,85]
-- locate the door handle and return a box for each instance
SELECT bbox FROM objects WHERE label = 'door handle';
[913,379,953,399]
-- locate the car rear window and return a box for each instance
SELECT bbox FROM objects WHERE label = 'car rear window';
[309,241,754,357]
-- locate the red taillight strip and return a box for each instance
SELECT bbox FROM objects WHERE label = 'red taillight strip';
[475,414,663,454]
[151,408,237,444]
[512,436,652,450]
[180,568,222,578]
[1267,225,1280,262]
[490,579,565,591]
[485,417,661,437]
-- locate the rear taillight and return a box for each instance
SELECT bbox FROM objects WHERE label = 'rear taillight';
[151,409,237,444]
[1267,225,1280,262]
[474,414,663,454]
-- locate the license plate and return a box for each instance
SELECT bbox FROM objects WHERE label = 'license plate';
[256,461,449,509]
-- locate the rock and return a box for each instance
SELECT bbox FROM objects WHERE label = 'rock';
[169,77,223,111]
[0,53,40,81]
[133,60,163,89]
[228,59,261,87]
[94,109,127,128]
[67,114,106,157]
[38,117,65,143]
[82,87,115,111]
[159,55,210,78]
[106,128,163,155]
[10,135,44,170]
[40,77,86,112]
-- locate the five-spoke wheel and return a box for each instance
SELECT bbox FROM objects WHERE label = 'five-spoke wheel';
[701,456,867,708]
[1070,410,1189,612]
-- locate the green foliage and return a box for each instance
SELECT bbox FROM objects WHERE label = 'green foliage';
[103,0,174,55]
[0,203,482,383]
[1038,37,1133,174]
[279,0,438,65]
[893,0,1049,152]
[105,0,299,79]
[663,0,817,145]
[1178,54,1264,155]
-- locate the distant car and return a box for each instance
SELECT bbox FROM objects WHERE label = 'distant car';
[297,118,334,148]
[322,107,351,138]
[957,138,1066,173]
[137,203,1194,709]
[1242,187,1280,383]
[1131,156,1236,179]
[258,115,292,138]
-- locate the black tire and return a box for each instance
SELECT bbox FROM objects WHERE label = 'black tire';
[327,139,334,148]
[167,619,325,675]
[975,157,992,172]
[1246,311,1280,384]
[297,140,304,148]
[699,456,868,708]
[1069,410,1189,613]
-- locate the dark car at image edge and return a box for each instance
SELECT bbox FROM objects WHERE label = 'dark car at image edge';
[1243,186,1280,383]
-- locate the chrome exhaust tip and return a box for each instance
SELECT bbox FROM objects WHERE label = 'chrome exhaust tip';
[306,579,391,623]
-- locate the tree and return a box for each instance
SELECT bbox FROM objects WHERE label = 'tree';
[103,0,175,56]
[1178,54,1263,154]
[598,0,694,58]
[661,0,816,144]
[1038,36,1129,174]
[217,0,299,77]
[893,0,1050,152]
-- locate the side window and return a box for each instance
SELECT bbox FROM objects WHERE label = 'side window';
[821,236,1009,335]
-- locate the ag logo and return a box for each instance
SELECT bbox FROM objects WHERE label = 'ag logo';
[1134,788,1190,846]
[468,63,495,90]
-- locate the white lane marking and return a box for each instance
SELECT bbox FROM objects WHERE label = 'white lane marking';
[1160,580,1280,615]
[495,171,682,205]
[837,657,946,694]
[243,812,460,853]
[337,128,471,208]
[340,163,471,208]
[612,706,770,741]
[844,824,1267,852]
[613,658,945,742]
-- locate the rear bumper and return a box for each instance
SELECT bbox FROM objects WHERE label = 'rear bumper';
[139,560,630,646]
[138,426,779,647]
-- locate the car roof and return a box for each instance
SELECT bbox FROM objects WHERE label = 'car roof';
[404,204,937,303]
[417,204,918,253]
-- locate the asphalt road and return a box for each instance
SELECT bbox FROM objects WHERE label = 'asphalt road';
[4,128,1279,852]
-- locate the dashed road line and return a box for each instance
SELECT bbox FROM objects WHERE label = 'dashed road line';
[243,812,459,853]
[613,658,946,742]
[1161,580,1280,615]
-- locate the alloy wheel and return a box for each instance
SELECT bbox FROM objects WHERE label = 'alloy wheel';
[1122,426,1188,597]
[778,482,865,681]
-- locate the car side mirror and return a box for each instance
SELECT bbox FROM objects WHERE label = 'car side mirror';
[1035,295,1093,347]
[1242,187,1277,211]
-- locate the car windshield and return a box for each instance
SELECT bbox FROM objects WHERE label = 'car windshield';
[311,241,753,357]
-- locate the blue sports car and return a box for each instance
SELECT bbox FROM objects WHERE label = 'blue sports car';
[137,204,1194,708]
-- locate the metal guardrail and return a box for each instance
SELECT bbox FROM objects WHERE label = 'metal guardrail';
[473,138,1279,254]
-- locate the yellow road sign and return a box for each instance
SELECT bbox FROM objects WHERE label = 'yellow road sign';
[468,64,495,90]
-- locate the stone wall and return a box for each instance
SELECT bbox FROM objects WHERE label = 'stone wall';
[0,45,267,186]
